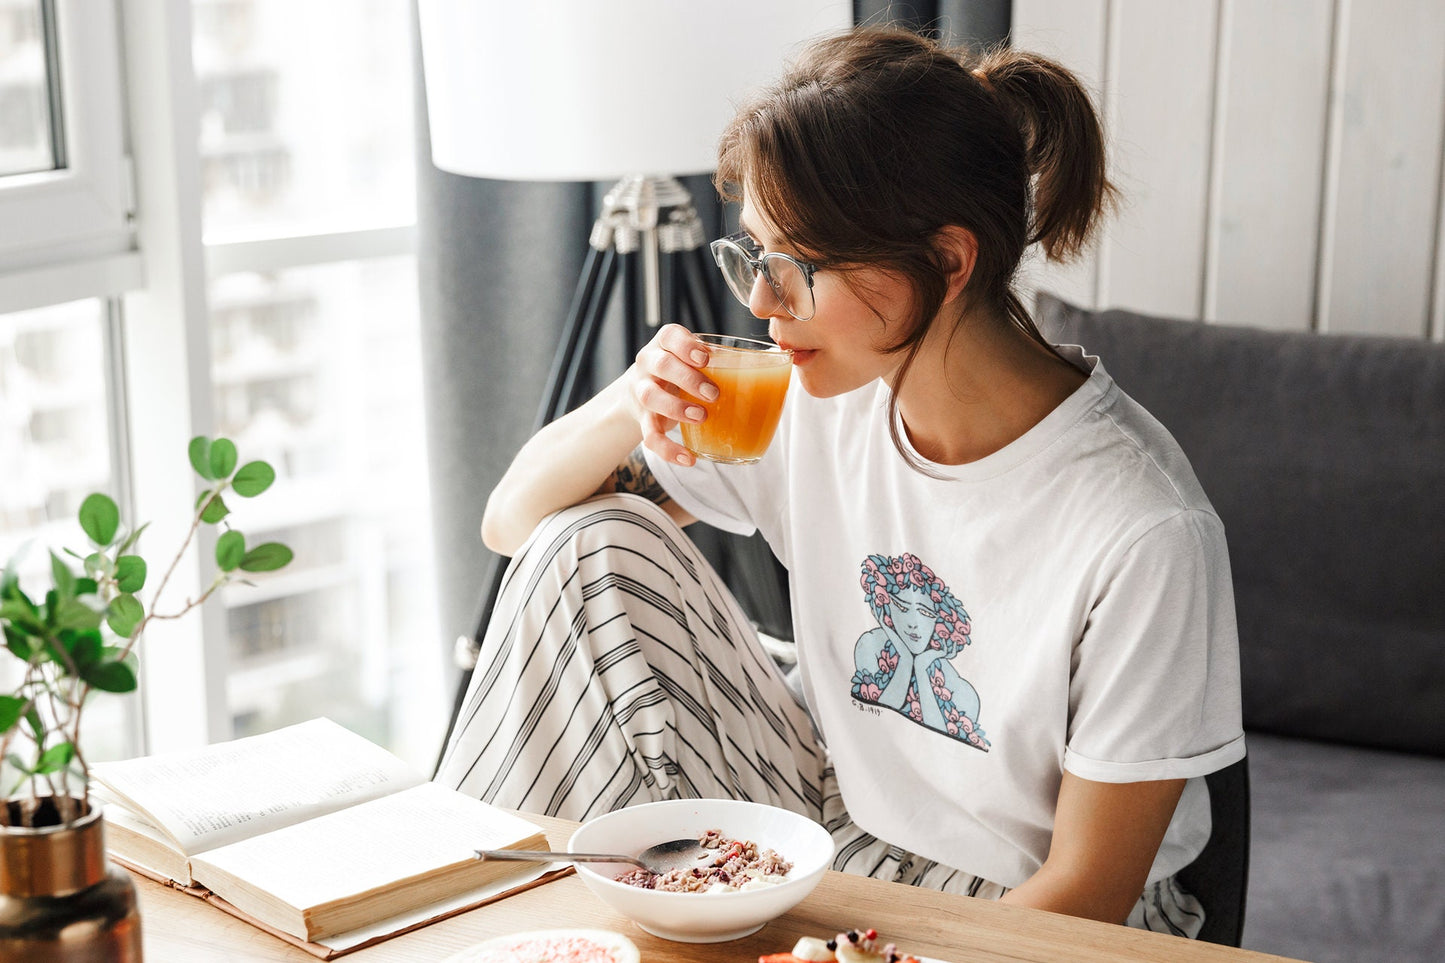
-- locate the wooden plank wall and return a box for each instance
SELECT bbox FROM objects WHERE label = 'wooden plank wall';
[1012,0,1445,340]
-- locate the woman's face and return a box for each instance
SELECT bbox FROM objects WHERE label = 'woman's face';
[739,195,913,399]
[889,584,939,655]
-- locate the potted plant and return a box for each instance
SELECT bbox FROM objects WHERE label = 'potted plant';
[0,436,291,961]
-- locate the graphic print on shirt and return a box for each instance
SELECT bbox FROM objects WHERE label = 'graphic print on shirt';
[850,552,990,751]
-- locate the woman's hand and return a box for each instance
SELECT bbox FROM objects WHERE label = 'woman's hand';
[626,323,719,468]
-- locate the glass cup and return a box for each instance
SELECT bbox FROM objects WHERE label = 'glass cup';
[678,334,793,465]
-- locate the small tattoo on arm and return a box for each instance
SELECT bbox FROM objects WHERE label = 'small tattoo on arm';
[613,447,672,506]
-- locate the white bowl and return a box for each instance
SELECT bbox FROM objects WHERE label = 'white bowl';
[567,798,834,943]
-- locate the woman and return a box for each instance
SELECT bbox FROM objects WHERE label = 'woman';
[437,26,1244,937]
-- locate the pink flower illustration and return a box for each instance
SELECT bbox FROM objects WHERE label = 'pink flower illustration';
[946,722,958,736]
[860,682,881,701]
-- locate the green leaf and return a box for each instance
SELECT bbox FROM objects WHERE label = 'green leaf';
[54,598,102,633]
[78,493,120,546]
[66,629,103,668]
[200,493,230,525]
[24,709,43,742]
[107,594,144,639]
[232,460,276,497]
[4,625,33,660]
[50,551,76,600]
[189,436,214,480]
[117,521,150,555]
[76,577,98,596]
[216,531,246,571]
[83,552,113,580]
[0,599,42,634]
[0,562,19,601]
[35,741,75,774]
[82,658,138,693]
[239,542,293,573]
[115,555,147,593]
[0,696,24,734]
[209,438,238,479]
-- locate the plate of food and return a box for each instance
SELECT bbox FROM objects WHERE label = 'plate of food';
[760,926,948,963]
[442,928,639,962]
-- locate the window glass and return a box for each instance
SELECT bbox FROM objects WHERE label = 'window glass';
[0,298,132,764]
[0,0,57,176]
[191,0,416,240]
[209,256,443,768]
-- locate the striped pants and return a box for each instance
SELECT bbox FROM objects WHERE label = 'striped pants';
[436,494,1204,938]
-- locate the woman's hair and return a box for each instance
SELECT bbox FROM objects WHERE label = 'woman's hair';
[860,552,972,658]
[715,26,1115,467]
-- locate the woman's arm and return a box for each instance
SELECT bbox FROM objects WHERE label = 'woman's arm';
[480,324,714,555]
[999,771,1185,924]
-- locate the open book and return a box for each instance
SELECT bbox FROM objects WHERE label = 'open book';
[91,718,554,949]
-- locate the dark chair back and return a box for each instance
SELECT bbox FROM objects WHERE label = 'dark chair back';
[1176,756,1251,946]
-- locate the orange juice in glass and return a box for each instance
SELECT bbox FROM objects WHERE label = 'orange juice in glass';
[680,334,793,465]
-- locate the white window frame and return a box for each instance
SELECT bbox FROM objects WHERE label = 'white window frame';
[0,0,135,276]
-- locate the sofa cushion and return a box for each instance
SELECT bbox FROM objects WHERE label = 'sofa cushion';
[1035,294,1445,756]
[1243,732,1445,962]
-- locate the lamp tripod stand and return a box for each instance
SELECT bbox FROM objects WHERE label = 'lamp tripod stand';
[435,175,721,770]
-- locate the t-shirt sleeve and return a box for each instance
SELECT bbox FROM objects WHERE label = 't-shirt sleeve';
[1063,508,1246,783]
[642,435,781,540]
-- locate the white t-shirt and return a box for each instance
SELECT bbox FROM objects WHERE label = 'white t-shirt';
[645,345,1246,889]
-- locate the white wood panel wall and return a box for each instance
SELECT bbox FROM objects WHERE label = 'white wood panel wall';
[1013,0,1445,340]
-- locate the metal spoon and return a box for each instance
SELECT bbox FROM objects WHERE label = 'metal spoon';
[476,837,707,875]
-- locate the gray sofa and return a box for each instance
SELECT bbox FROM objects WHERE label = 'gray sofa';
[1037,293,1445,963]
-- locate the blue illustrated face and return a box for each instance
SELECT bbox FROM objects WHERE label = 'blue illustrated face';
[890,584,938,654]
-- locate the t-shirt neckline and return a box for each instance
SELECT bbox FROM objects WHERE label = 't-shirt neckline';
[888,344,1109,482]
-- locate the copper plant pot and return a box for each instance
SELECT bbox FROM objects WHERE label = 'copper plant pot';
[0,798,143,962]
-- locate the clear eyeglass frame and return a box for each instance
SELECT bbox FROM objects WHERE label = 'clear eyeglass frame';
[709,231,819,321]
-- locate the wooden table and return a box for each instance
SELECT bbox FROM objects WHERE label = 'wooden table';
[134,815,1305,962]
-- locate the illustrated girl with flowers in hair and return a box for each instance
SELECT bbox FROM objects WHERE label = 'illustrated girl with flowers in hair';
[851,552,989,750]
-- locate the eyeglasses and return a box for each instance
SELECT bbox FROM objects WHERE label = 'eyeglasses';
[709,231,819,321]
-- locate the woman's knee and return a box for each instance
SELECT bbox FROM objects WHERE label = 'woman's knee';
[524,493,691,564]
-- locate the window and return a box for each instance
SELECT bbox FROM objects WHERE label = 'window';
[0,1,443,769]
[0,297,135,762]
[206,258,442,759]
[0,0,54,176]
[190,0,440,766]
[0,0,131,275]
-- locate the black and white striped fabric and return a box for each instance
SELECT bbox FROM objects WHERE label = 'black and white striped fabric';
[435,494,1204,938]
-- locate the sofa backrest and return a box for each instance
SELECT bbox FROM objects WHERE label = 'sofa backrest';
[1037,293,1445,757]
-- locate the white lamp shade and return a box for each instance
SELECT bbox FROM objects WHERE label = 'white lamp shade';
[417,0,852,181]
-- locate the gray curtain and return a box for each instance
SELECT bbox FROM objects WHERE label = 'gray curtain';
[412,2,1011,693]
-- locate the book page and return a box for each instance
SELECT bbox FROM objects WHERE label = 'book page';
[89,718,423,855]
[190,782,546,918]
